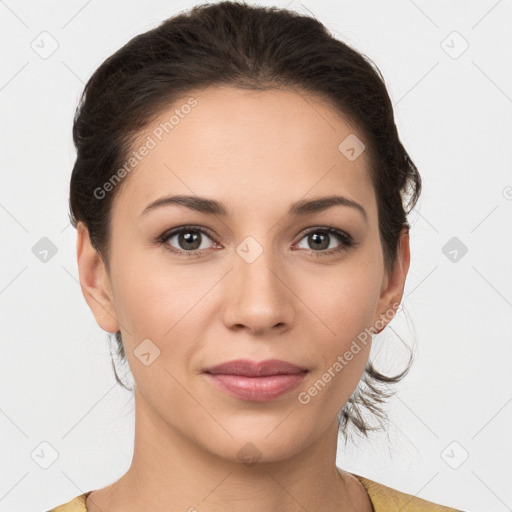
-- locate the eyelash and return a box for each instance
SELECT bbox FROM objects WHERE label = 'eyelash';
[157,224,355,258]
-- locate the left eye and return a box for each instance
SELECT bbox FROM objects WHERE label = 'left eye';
[294,228,352,254]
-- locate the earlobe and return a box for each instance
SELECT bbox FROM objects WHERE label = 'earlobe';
[76,222,120,333]
[374,228,411,333]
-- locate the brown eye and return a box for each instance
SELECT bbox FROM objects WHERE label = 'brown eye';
[306,232,330,250]
[295,228,353,256]
[159,226,216,256]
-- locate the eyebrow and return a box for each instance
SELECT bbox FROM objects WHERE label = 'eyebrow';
[140,194,368,223]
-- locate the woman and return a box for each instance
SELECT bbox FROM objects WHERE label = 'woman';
[49,1,462,510]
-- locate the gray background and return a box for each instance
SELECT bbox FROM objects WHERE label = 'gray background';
[1,1,511,511]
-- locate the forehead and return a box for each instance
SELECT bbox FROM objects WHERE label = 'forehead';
[114,85,376,221]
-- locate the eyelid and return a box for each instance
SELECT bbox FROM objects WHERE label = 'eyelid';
[157,224,218,251]
[158,224,354,256]
[297,226,353,244]
[292,226,354,256]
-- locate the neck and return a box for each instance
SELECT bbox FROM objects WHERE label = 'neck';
[86,390,367,512]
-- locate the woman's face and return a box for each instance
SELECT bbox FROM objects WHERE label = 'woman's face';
[79,85,409,463]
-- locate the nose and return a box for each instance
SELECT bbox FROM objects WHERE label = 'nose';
[221,244,295,336]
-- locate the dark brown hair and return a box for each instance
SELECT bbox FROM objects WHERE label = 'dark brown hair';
[69,0,420,443]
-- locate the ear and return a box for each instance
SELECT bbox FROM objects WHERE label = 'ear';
[76,222,120,333]
[373,227,411,333]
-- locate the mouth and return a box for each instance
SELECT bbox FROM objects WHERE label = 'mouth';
[203,358,308,377]
[202,359,308,402]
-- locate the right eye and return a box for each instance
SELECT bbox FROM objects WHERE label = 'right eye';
[158,225,219,257]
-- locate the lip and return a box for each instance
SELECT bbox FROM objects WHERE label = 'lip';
[202,359,308,402]
[203,359,308,377]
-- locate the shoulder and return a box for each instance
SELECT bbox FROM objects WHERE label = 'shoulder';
[47,475,464,512]
[47,492,89,512]
[350,472,463,512]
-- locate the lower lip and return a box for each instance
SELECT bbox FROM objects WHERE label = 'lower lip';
[204,373,307,402]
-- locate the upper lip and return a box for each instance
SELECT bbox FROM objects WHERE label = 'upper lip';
[203,359,308,377]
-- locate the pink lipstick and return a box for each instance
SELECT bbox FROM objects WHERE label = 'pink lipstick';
[202,359,308,402]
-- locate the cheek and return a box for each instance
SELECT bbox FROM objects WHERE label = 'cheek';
[305,259,382,341]
[109,263,203,407]
[111,251,199,334]
[296,263,381,405]
[109,255,218,374]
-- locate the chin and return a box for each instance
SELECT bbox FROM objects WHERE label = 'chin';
[197,419,318,466]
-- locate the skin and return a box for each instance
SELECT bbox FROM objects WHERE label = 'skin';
[77,85,410,512]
